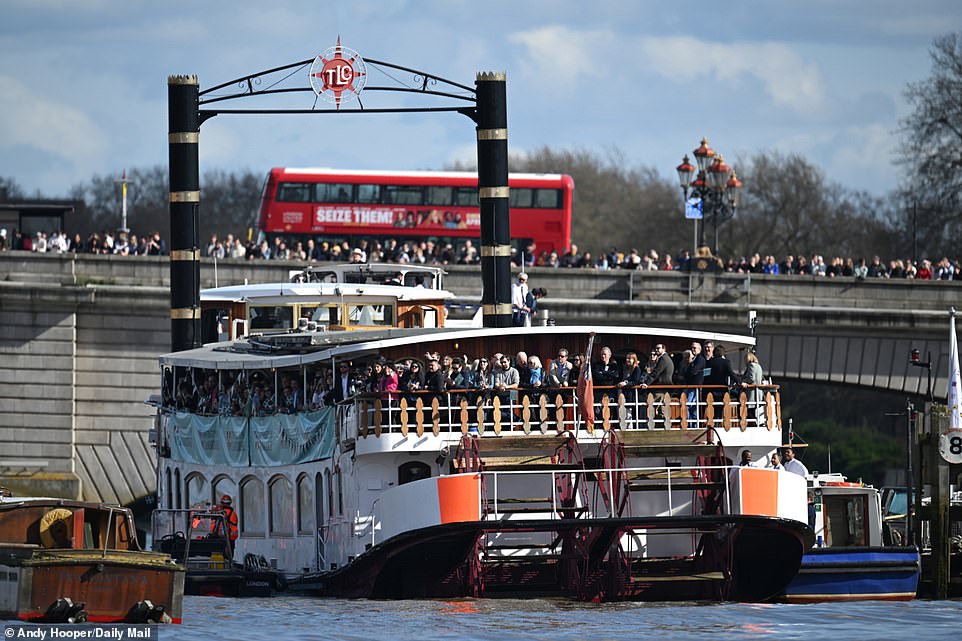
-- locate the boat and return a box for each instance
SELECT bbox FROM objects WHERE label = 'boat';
[149,279,816,602]
[0,492,184,623]
[780,473,920,602]
[152,508,285,597]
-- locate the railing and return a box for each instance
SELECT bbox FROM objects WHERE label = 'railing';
[481,463,735,521]
[352,384,780,437]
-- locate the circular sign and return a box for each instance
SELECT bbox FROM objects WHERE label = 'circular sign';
[309,40,367,108]
[938,430,962,464]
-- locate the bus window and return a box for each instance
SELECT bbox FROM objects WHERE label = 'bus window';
[357,184,381,203]
[535,188,562,208]
[249,305,295,331]
[347,304,393,326]
[510,188,533,208]
[455,187,477,206]
[301,304,340,326]
[277,183,313,203]
[316,183,354,203]
[383,185,424,205]
[426,186,454,206]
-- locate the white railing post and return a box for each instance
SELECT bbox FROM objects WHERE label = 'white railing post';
[667,466,673,517]
[493,472,499,519]
[550,471,557,520]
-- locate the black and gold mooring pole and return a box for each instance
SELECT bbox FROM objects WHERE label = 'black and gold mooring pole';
[476,71,511,328]
[167,75,201,352]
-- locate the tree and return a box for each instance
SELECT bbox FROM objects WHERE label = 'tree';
[897,32,962,258]
[725,151,900,260]
[0,176,25,201]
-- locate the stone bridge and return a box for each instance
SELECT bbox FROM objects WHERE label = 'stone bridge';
[0,252,957,504]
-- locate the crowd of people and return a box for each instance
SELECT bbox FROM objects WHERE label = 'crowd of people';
[168,339,766,429]
[5,227,958,282]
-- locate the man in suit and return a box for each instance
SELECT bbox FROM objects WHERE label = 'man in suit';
[704,344,740,388]
[331,362,355,404]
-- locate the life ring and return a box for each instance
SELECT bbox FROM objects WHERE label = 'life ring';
[823,481,861,487]
[39,508,74,548]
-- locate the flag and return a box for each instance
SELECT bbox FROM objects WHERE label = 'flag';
[950,311,961,429]
[577,334,596,429]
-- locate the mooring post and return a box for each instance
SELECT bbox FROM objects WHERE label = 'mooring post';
[167,75,202,351]
[475,71,512,328]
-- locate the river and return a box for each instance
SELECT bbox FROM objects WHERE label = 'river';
[160,595,962,641]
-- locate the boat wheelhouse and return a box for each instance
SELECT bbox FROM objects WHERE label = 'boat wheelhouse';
[1,495,184,623]
[151,324,814,602]
[199,264,456,344]
[780,473,920,602]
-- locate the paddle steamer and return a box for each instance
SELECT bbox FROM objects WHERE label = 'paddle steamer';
[149,264,813,601]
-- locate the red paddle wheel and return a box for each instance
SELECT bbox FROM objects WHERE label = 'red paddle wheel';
[595,430,631,518]
[550,434,590,595]
[694,437,728,515]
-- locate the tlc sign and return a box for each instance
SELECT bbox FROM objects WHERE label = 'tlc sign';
[309,37,367,109]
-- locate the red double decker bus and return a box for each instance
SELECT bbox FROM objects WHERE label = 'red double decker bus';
[257,168,574,255]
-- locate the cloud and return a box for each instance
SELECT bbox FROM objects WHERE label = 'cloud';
[0,75,106,167]
[640,36,826,113]
[509,26,827,114]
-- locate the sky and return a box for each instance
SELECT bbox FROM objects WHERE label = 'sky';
[1,0,959,200]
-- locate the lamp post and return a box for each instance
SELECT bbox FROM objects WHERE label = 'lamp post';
[676,137,742,254]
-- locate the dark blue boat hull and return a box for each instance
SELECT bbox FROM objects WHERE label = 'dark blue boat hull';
[782,546,920,602]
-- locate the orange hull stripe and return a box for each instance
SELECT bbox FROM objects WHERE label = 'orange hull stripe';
[740,468,778,516]
[437,474,481,524]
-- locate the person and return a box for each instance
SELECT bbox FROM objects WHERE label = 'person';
[684,341,706,421]
[211,494,239,550]
[768,452,784,470]
[642,343,674,387]
[547,349,573,387]
[741,351,766,426]
[782,447,808,477]
[739,449,753,466]
[704,344,740,388]
[617,352,644,426]
[525,287,547,325]
[511,273,530,327]
[331,362,355,403]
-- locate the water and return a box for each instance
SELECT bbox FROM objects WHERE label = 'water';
[162,596,962,641]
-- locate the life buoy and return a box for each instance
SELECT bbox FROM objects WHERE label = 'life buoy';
[823,481,861,487]
[39,508,74,548]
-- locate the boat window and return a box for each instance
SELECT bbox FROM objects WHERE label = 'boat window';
[297,474,315,535]
[824,494,868,547]
[174,469,182,509]
[325,469,334,518]
[398,461,432,486]
[212,476,237,512]
[314,473,324,528]
[421,306,438,329]
[249,305,295,331]
[164,469,172,510]
[301,304,340,326]
[269,476,294,537]
[347,303,393,327]
[336,469,343,516]
[185,472,210,509]
[240,477,265,536]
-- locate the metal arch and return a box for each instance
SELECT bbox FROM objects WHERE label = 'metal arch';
[196,56,477,122]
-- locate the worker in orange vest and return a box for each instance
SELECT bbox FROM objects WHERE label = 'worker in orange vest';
[211,494,239,543]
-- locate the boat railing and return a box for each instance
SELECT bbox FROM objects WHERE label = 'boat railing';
[480,463,735,521]
[350,384,780,437]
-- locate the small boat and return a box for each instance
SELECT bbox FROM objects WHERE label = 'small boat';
[780,473,920,602]
[152,508,286,597]
[0,492,184,623]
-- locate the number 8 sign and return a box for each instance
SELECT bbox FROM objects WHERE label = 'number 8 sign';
[938,430,962,464]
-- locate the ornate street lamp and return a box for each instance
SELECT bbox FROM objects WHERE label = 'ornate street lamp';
[675,137,741,254]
